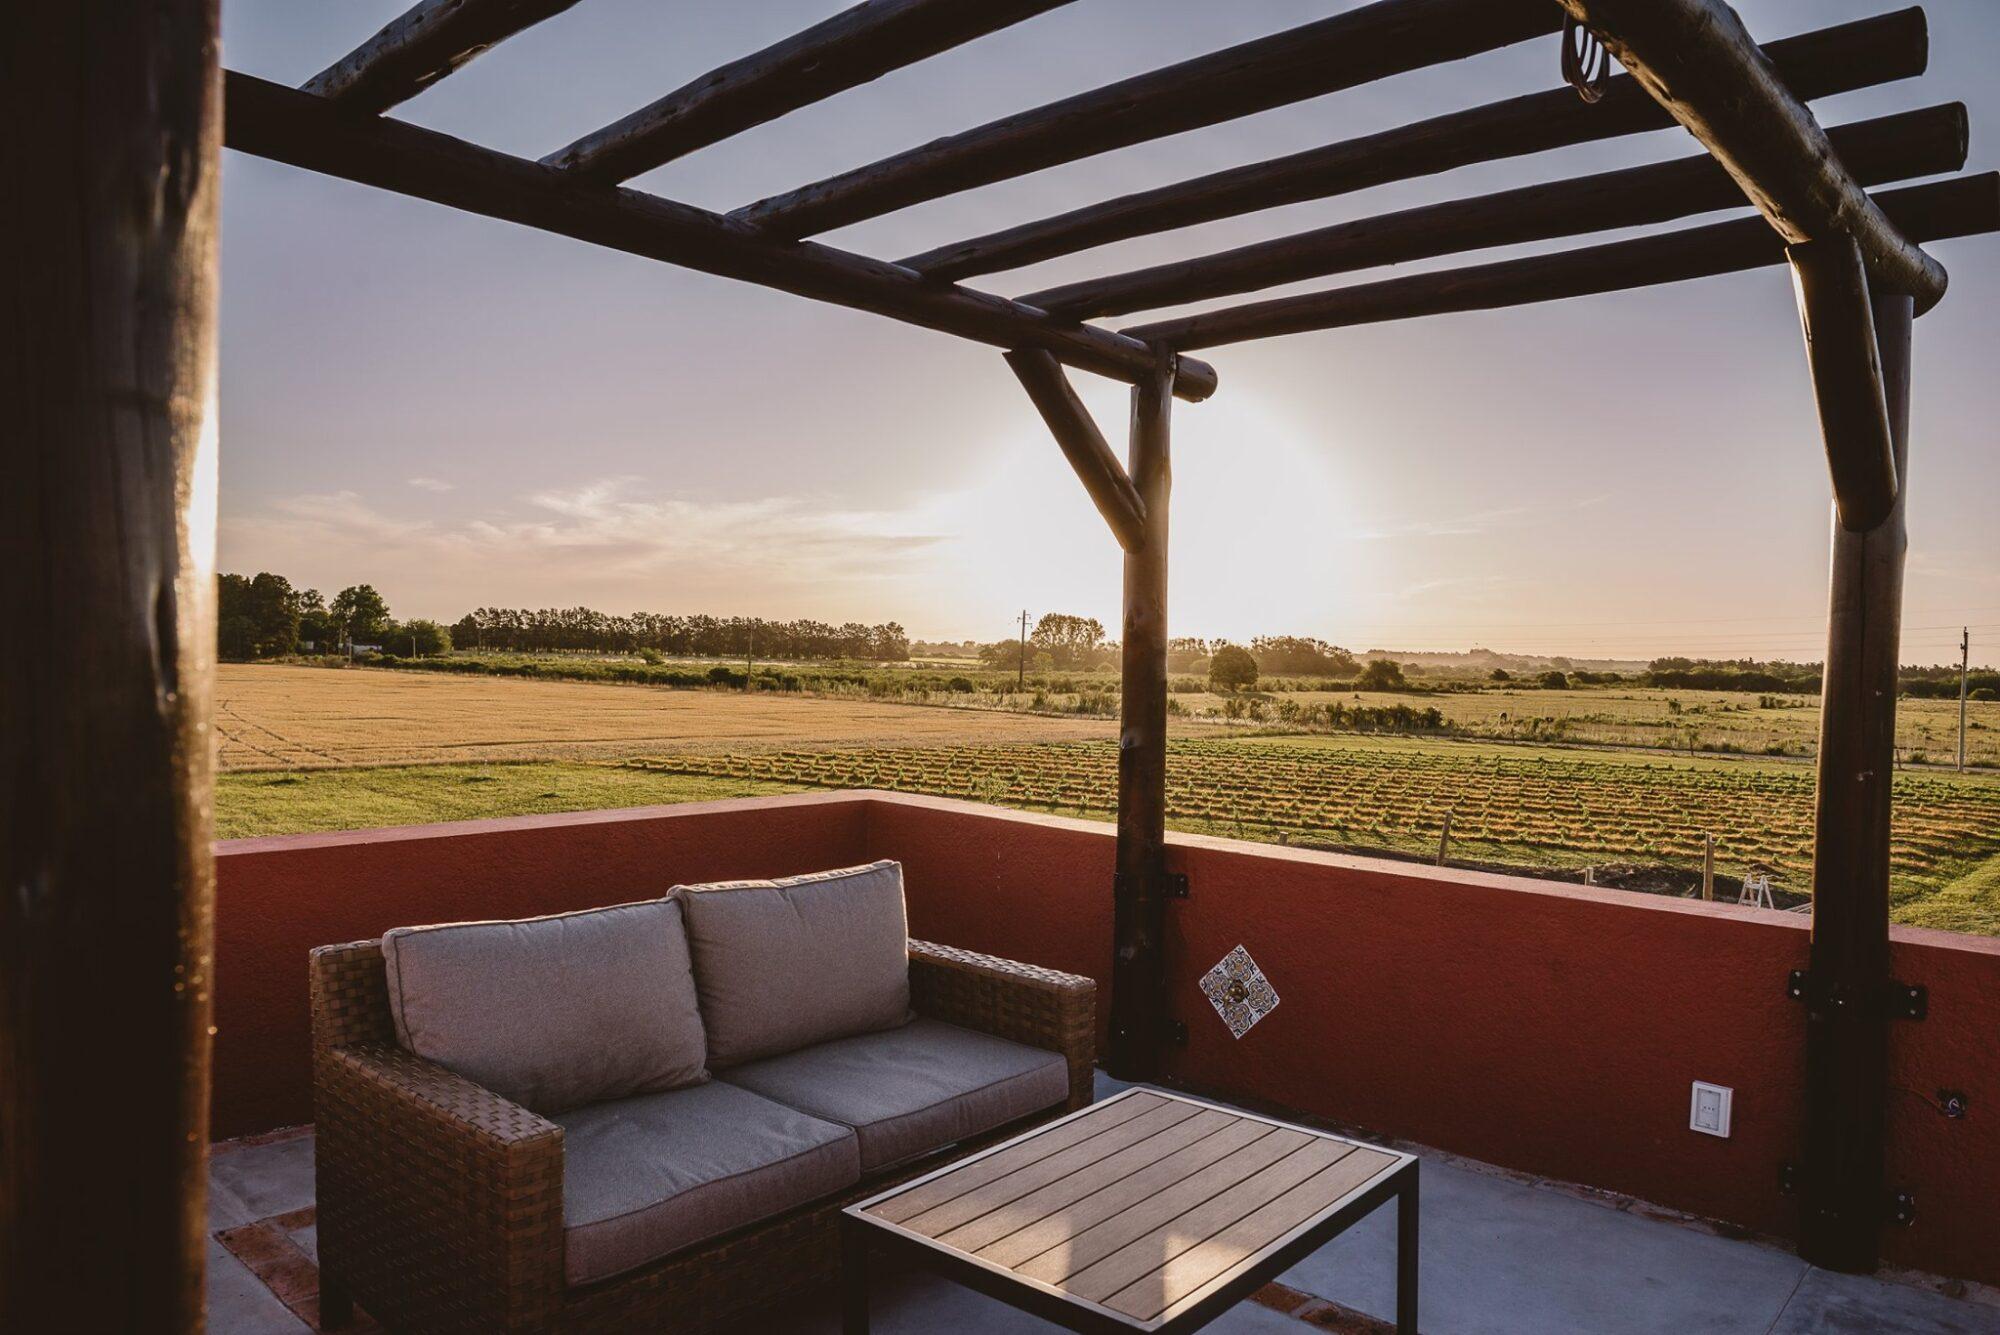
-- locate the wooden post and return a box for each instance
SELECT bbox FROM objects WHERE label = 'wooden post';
[1,1,221,1329]
[1796,284,1913,1274]
[1107,358,1175,1080]
[1702,834,1715,901]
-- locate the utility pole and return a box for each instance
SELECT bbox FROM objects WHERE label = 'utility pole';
[1018,608,1029,692]
[1960,626,1971,772]
[746,626,755,689]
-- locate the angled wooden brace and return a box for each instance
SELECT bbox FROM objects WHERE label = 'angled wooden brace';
[1789,236,1900,531]
[1004,349,1149,552]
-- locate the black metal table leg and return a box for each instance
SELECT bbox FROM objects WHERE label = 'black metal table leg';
[842,1214,871,1335]
[1397,1166,1420,1334]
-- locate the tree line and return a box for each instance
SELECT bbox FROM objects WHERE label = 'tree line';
[216,572,911,663]
[447,607,909,661]
[218,573,436,660]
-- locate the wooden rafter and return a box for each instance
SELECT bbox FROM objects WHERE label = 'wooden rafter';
[544,0,1076,183]
[1004,350,1148,553]
[305,0,584,115]
[902,9,1929,282]
[1558,0,1946,308]
[1790,238,1900,531]
[1126,174,2000,350]
[223,73,1218,402]
[735,0,1563,238]
[1025,104,1966,321]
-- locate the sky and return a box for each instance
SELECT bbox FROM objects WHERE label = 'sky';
[218,1,1999,663]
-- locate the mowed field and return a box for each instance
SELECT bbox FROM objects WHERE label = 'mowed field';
[214,664,1113,769]
[214,664,2000,934]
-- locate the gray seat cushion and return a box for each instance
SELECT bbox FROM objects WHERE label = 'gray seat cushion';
[381,897,708,1114]
[719,1018,1069,1172]
[555,1081,859,1287]
[676,861,911,1066]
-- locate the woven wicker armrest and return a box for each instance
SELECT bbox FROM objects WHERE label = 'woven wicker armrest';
[315,1043,565,1332]
[908,939,1096,1110]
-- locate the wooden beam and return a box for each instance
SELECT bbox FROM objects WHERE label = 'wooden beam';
[735,0,1563,238]
[1790,238,1900,531]
[1127,174,2000,350]
[306,0,584,115]
[1800,290,1912,1275]
[1,1,220,1330]
[1556,0,1946,309]
[902,9,1929,282]
[544,0,1076,183]
[1004,350,1148,553]
[1026,105,1965,322]
[222,73,1217,402]
[1108,359,1174,1082]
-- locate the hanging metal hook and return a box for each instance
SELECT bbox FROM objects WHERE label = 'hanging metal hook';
[1562,15,1610,103]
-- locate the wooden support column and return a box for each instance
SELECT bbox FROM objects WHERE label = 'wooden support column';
[1108,358,1175,1080]
[1,2,221,1330]
[1796,279,1914,1274]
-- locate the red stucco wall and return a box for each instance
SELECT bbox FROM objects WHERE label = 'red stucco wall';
[211,793,868,1138]
[867,795,2000,1287]
[211,791,2000,1284]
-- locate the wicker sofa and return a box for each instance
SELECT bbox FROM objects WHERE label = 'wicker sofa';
[307,863,1095,1334]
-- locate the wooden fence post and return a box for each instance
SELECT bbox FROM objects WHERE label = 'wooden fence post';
[1,2,222,1328]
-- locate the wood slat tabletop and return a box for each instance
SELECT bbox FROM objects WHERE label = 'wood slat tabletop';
[856,1087,1403,1330]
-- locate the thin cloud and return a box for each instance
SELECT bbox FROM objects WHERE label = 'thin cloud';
[407,476,455,492]
[220,479,945,614]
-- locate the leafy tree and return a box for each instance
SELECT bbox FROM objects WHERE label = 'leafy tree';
[1357,659,1407,691]
[1539,670,1570,690]
[330,584,391,649]
[1166,637,1209,673]
[246,572,301,657]
[1208,644,1259,692]
[1032,613,1106,669]
[388,618,452,657]
[296,588,330,651]
[1489,668,1512,682]
[1250,636,1358,676]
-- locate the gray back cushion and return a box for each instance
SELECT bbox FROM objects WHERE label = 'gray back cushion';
[677,861,911,1066]
[380,897,709,1114]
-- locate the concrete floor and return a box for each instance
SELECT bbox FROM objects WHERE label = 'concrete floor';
[207,1077,1998,1335]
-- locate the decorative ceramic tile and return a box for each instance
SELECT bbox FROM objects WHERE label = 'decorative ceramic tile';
[1200,945,1278,1039]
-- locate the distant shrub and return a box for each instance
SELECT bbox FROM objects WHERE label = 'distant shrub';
[1357,659,1406,691]
[1972,687,1997,702]
[1538,670,1570,690]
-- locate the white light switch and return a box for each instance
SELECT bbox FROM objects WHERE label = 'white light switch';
[1690,1082,1733,1138]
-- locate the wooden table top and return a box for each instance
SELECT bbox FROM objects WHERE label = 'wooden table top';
[851,1087,1408,1331]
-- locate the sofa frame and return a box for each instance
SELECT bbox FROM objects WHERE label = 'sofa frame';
[308,936,1096,1333]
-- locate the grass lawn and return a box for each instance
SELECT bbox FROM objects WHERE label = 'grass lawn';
[215,762,804,839]
[1894,855,2000,937]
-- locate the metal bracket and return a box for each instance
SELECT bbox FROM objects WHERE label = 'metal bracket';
[1786,970,1927,1020]
[1165,871,1190,900]
[1778,1162,1798,1197]
[1166,1019,1189,1048]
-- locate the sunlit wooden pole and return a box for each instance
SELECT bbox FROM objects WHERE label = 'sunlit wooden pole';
[1795,268,1913,1274]
[1108,358,1174,1079]
[0,2,221,1328]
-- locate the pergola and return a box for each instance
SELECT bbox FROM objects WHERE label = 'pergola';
[7,0,1999,1326]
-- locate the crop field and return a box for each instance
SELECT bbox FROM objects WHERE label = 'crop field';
[626,737,2000,927]
[367,651,2000,766]
[1175,686,1996,765]
[213,664,1112,769]
[211,663,2000,934]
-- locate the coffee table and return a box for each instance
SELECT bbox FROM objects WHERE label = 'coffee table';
[840,1087,1417,1333]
